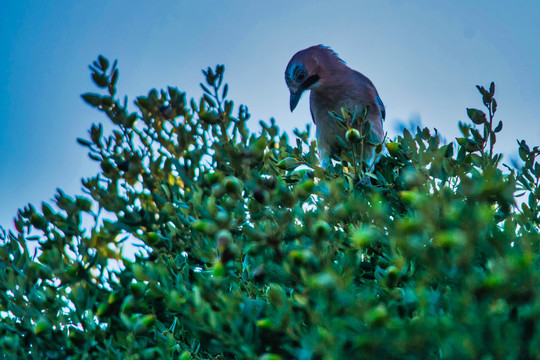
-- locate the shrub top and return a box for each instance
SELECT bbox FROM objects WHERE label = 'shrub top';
[1,56,539,359]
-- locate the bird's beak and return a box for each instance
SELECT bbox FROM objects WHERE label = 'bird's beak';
[289,91,303,112]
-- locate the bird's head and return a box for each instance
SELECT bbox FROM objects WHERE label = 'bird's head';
[285,48,322,112]
[285,45,344,111]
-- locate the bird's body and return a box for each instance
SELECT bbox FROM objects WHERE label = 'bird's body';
[285,45,385,166]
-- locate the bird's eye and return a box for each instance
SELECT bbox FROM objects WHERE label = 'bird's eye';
[295,71,306,82]
[293,66,307,83]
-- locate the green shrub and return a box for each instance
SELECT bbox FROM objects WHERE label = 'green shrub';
[1,56,539,359]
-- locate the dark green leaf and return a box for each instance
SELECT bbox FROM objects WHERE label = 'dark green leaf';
[111,69,119,87]
[222,84,228,99]
[203,94,216,108]
[92,73,108,88]
[88,153,101,161]
[445,142,454,157]
[98,55,109,70]
[81,93,102,107]
[476,85,488,96]
[519,147,528,162]
[494,121,503,133]
[76,138,92,147]
[467,108,487,125]
[200,83,212,95]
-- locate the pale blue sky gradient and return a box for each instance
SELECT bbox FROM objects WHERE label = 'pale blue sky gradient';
[2,0,539,229]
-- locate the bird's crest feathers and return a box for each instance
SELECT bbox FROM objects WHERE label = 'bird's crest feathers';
[313,45,345,64]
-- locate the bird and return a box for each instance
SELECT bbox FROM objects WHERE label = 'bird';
[285,45,385,167]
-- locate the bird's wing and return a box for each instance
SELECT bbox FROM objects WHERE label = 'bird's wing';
[309,93,317,124]
[310,106,316,124]
[376,96,386,121]
[349,70,385,122]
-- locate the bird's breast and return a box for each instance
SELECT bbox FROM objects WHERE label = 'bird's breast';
[310,88,382,160]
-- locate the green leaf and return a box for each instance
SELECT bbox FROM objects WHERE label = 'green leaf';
[88,153,101,161]
[200,83,212,95]
[277,157,301,170]
[222,83,228,99]
[456,144,466,163]
[467,108,487,125]
[519,146,528,162]
[471,129,484,144]
[494,121,503,133]
[92,72,108,88]
[111,69,119,87]
[98,55,109,70]
[445,142,454,157]
[76,138,92,147]
[81,93,102,107]
[476,85,488,97]
[203,94,216,108]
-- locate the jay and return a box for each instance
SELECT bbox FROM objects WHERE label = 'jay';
[285,45,385,167]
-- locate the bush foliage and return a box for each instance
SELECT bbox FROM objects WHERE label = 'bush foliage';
[1,56,540,359]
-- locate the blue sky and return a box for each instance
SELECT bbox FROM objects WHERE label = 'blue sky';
[1,0,539,229]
